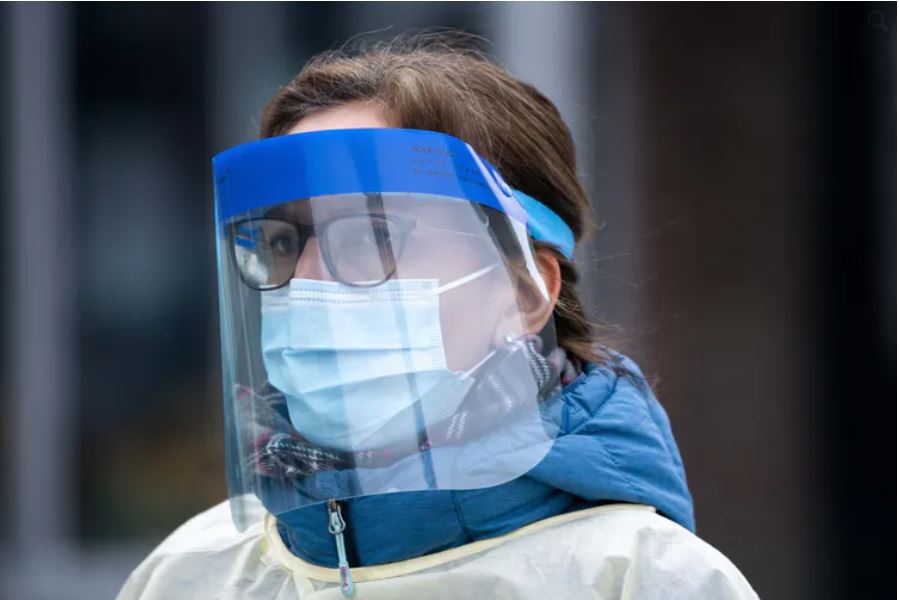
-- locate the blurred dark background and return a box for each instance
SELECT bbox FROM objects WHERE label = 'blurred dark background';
[1,3,894,599]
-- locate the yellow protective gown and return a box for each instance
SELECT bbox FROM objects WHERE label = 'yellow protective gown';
[117,497,759,599]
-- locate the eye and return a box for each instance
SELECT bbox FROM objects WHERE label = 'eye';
[268,233,300,257]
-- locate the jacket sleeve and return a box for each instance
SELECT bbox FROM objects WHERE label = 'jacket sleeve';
[115,500,300,600]
[614,517,760,600]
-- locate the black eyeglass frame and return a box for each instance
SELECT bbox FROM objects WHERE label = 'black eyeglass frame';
[227,212,418,292]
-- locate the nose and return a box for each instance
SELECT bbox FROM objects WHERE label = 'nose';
[293,235,333,281]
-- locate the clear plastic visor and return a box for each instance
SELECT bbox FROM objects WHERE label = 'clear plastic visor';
[218,193,562,529]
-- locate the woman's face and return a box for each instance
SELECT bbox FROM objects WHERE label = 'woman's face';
[282,103,558,371]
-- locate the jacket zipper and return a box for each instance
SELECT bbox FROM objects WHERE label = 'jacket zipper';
[327,499,355,597]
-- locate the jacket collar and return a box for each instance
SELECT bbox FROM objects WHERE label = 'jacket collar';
[275,354,694,568]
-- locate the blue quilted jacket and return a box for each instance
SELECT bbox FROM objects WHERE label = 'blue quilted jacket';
[276,354,694,567]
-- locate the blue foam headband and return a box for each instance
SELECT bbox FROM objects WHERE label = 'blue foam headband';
[212,128,575,259]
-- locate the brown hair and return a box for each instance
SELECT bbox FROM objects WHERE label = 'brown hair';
[259,32,608,365]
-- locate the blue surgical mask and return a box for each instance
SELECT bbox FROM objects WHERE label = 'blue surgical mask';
[260,264,498,452]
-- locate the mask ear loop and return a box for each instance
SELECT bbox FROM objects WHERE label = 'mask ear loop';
[433,263,499,295]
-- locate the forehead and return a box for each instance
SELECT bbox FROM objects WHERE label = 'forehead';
[288,102,393,134]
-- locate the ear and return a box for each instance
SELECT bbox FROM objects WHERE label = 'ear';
[527,248,562,333]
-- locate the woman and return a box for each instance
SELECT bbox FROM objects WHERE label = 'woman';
[118,34,758,599]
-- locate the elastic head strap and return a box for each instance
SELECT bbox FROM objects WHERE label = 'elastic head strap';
[512,190,576,259]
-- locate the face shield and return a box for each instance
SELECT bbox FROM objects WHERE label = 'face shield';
[212,128,576,529]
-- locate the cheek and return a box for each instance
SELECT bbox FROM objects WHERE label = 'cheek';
[438,278,527,372]
[401,236,512,371]
[438,279,500,372]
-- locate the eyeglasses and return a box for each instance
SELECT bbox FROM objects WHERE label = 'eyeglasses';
[228,213,417,291]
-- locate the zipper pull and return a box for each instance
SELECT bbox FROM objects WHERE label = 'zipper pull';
[327,499,355,597]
